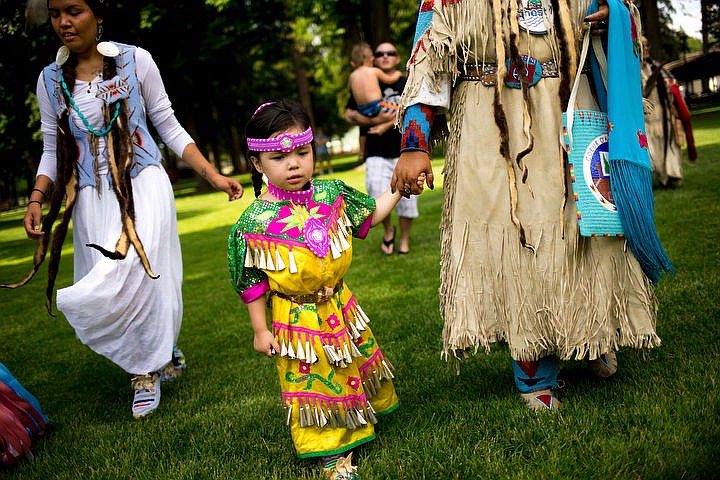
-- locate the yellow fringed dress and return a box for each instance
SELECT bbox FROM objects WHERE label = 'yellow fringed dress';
[228,179,398,458]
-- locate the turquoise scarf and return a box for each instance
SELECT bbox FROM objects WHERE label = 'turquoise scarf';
[588,0,674,283]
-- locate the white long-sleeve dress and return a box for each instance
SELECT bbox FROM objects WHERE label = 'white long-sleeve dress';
[36,47,193,375]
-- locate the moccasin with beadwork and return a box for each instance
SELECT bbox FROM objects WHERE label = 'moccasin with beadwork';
[131,373,161,419]
[520,388,560,412]
[588,351,618,379]
[323,452,360,480]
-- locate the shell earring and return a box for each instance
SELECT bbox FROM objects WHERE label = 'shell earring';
[95,23,103,42]
[55,45,70,66]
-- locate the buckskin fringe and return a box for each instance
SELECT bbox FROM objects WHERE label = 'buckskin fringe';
[440,222,659,363]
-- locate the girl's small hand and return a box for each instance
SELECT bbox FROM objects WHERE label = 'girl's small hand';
[416,172,427,190]
[392,150,433,197]
[254,329,280,358]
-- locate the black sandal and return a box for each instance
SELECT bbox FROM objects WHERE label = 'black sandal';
[381,226,395,255]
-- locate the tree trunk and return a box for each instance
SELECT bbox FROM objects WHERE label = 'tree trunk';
[291,41,316,130]
[229,125,247,174]
[367,0,391,47]
[639,0,663,60]
[700,0,712,92]
[701,0,710,54]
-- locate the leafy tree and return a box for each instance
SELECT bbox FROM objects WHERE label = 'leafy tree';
[0,0,420,205]
[701,0,720,51]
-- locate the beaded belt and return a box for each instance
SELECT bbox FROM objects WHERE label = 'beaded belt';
[270,279,343,304]
[458,59,560,86]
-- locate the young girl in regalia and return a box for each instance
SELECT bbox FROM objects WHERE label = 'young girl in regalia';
[228,99,410,479]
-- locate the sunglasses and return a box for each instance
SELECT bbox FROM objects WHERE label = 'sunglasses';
[374,50,398,58]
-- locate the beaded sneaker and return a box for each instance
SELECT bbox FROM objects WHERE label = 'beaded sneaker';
[131,373,161,419]
[159,345,187,383]
[519,388,560,412]
[588,351,618,379]
[323,452,359,480]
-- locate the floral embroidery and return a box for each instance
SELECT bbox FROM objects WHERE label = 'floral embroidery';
[346,377,361,390]
[326,314,340,329]
[637,130,648,149]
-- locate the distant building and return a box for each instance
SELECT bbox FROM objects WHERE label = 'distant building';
[665,49,720,106]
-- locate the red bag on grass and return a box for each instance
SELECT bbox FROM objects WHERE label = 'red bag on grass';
[0,377,47,466]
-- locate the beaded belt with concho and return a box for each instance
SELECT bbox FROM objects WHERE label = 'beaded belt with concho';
[270,279,343,304]
[458,57,560,87]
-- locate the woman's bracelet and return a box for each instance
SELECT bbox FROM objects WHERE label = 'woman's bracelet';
[32,188,47,198]
[28,200,43,207]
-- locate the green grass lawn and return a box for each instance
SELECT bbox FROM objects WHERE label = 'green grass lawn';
[1,111,719,479]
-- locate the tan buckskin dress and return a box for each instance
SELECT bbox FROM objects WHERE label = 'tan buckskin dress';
[398,0,659,365]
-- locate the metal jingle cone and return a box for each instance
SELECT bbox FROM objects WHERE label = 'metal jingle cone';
[382,359,395,379]
[348,320,360,340]
[363,378,376,398]
[350,341,362,357]
[329,236,341,259]
[319,405,328,427]
[280,337,288,357]
[334,405,346,427]
[288,248,298,274]
[275,247,285,270]
[313,403,321,427]
[354,318,366,332]
[244,246,253,267]
[328,406,338,428]
[285,402,293,426]
[96,41,120,57]
[322,344,335,364]
[339,230,351,251]
[342,343,353,364]
[298,398,307,427]
[345,410,356,430]
[365,404,378,424]
[355,408,367,425]
[287,339,296,359]
[361,306,372,324]
[258,247,267,269]
[296,337,306,362]
[265,245,275,270]
[304,401,314,426]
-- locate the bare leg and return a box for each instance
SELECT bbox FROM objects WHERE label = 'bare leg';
[398,216,412,254]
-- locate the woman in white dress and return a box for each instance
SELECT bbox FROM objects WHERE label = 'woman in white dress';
[20,0,243,418]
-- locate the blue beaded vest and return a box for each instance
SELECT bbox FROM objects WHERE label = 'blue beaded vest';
[43,42,162,189]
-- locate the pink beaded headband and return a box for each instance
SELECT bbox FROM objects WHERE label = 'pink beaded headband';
[246,127,314,153]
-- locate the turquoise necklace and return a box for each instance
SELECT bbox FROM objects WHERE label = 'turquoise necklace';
[60,68,120,137]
